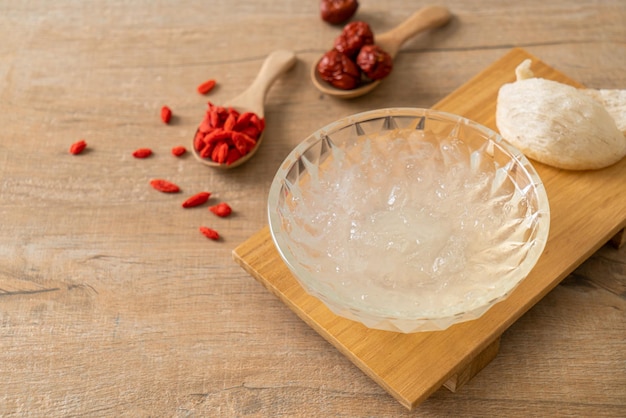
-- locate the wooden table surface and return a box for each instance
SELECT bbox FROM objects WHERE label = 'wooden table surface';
[1,1,624,416]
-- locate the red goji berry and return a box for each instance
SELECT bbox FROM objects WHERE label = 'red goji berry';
[203,128,232,145]
[228,107,240,119]
[197,79,216,95]
[209,109,220,128]
[182,192,211,208]
[161,106,172,124]
[133,148,153,158]
[240,125,260,139]
[251,114,265,132]
[211,141,229,164]
[150,179,180,193]
[199,226,220,240]
[232,131,257,155]
[223,112,237,131]
[235,111,254,128]
[171,145,187,157]
[209,202,232,217]
[198,117,213,133]
[200,142,216,159]
[226,148,242,165]
[69,139,87,155]
[194,130,206,152]
[195,101,264,165]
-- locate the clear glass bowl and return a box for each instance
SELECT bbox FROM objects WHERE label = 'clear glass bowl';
[268,108,550,333]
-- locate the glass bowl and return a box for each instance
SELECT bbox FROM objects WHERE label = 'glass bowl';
[268,108,550,333]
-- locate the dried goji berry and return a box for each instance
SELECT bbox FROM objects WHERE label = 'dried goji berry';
[150,179,180,193]
[182,192,210,208]
[198,117,213,133]
[250,114,265,132]
[199,226,220,240]
[203,128,232,144]
[227,107,240,120]
[226,148,242,165]
[232,131,256,155]
[235,111,254,127]
[194,130,206,151]
[240,125,260,139]
[161,106,172,124]
[200,142,216,159]
[171,145,187,157]
[195,101,265,165]
[209,109,220,128]
[223,112,237,131]
[69,139,87,155]
[133,148,153,158]
[209,202,232,217]
[197,79,216,95]
[211,141,230,164]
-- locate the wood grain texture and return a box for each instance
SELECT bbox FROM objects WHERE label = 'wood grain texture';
[0,1,624,416]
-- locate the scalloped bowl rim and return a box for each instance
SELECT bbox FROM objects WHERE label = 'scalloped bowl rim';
[267,108,550,332]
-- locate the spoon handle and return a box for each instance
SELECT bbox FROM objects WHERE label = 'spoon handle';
[377,6,452,57]
[228,50,297,117]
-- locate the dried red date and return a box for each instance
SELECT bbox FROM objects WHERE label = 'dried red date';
[320,0,359,25]
[356,44,393,80]
[316,49,361,90]
[333,21,374,58]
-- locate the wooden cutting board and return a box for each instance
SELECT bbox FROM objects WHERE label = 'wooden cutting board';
[232,48,626,410]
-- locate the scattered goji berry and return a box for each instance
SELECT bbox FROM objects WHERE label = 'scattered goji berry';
[171,145,187,157]
[209,202,232,217]
[161,106,172,124]
[133,148,153,158]
[182,192,211,208]
[69,139,87,155]
[199,226,220,240]
[197,79,217,95]
[150,179,180,193]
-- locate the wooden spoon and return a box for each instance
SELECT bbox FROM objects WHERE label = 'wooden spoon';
[192,49,297,169]
[311,5,452,99]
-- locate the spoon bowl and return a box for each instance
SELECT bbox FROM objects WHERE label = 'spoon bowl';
[193,49,297,169]
[311,5,452,99]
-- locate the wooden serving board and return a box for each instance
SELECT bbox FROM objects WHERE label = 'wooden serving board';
[232,48,626,410]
